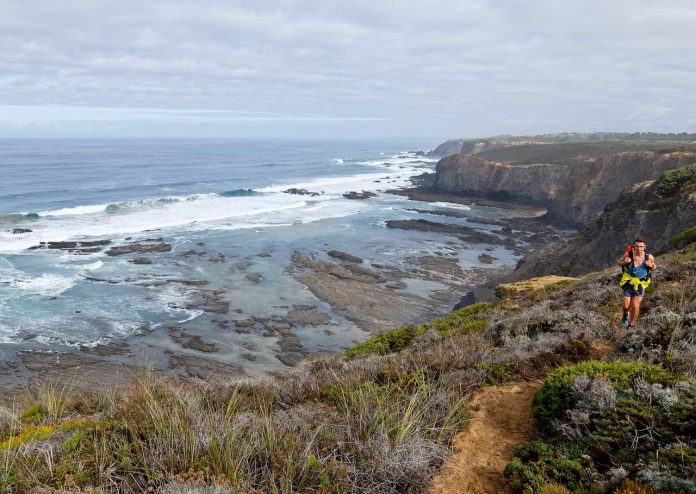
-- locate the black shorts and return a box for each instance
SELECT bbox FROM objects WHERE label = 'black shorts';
[622,281,645,297]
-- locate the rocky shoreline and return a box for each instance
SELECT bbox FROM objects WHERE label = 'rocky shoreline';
[0,181,570,405]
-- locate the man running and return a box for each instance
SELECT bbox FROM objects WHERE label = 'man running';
[618,236,656,328]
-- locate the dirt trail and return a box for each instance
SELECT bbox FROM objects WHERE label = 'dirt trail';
[428,381,541,494]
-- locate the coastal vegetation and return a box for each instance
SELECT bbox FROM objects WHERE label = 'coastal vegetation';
[1,237,692,492]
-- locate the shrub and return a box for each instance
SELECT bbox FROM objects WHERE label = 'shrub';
[510,361,696,493]
[345,325,418,358]
[20,404,45,424]
[418,302,492,336]
[614,479,657,494]
[538,484,572,494]
[504,439,597,492]
[346,302,491,358]
[667,226,696,251]
[533,361,672,425]
[656,164,696,196]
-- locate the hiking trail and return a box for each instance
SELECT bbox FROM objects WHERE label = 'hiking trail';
[428,380,540,494]
[429,340,616,493]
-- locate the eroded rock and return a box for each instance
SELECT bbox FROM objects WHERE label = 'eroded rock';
[106,242,171,256]
[328,250,363,263]
[130,257,152,265]
[478,253,497,264]
[343,190,377,200]
[386,219,505,245]
[246,273,262,284]
[283,188,320,196]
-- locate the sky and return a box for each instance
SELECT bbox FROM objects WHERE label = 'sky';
[1,0,695,139]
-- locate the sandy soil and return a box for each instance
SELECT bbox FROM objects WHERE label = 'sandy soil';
[428,381,541,494]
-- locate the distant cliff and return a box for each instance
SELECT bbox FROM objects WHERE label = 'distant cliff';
[433,146,696,226]
[427,132,696,158]
[511,164,696,279]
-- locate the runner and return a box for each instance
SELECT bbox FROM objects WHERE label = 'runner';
[617,236,656,328]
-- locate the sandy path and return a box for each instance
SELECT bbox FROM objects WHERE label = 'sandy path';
[428,381,540,494]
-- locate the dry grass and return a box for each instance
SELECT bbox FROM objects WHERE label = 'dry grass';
[2,244,694,492]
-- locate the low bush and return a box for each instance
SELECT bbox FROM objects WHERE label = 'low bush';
[533,360,673,425]
[346,302,491,358]
[509,361,696,493]
[667,227,696,251]
[656,164,696,196]
[345,325,418,358]
[504,439,598,492]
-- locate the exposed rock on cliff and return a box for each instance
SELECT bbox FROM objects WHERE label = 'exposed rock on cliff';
[433,147,696,226]
[512,164,696,279]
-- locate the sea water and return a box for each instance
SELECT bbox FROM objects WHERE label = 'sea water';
[0,139,519,372]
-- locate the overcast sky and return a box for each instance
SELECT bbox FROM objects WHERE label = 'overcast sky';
[1,0,695,139]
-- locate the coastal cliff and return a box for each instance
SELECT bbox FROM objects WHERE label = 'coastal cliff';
[511,164,696,279]
[427,132,696,158]
[433,146,696,226]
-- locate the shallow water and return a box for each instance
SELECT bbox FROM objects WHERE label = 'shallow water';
[0,139,526,373]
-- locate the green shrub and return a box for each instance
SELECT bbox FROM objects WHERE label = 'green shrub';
[510,361,696,493]
[504,440,596,492]
[61,429,89,454]
[346,302,491,358]
[20,404,45,424]
[656,164,696,196]
[533,361,672,425]
[480,361,520,385]
[538,484,572,494]
[418,302,491,335]
[667,226,696,250]
[345,325,418,358]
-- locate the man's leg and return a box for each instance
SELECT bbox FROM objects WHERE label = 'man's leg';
[621,295,631,326]
[629,295,643,326]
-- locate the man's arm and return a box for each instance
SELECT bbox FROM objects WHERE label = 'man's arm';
[646,254,656,269]
[617,254,631,267]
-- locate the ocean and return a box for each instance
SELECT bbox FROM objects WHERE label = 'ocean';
[0,139,521,375]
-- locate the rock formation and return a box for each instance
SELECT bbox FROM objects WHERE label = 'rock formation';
[512,165,696,279]
[433,146,696,226]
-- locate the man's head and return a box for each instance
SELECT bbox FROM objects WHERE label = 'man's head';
[633,236,646,251]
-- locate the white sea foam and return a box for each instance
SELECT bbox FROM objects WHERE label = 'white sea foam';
[357,152,437,170]
[83,260,104,271]
[0,153,430,254]
[11,273,77,297]
[177,309,204,324]
[39,204,107,216]
[26,318,142,348]
[429,202,472,211]
[332,158,344,164]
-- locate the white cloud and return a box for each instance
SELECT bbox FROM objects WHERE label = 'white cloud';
[0,0,694,137]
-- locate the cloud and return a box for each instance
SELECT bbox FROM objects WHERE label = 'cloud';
[0,0,695,137]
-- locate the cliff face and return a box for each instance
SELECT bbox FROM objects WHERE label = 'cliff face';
[427,139,506,158]
[427,132,696,158]
[434,150,696,226]
[511,165,696,279]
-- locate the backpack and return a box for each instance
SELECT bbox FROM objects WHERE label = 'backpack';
[623,246,652,280]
